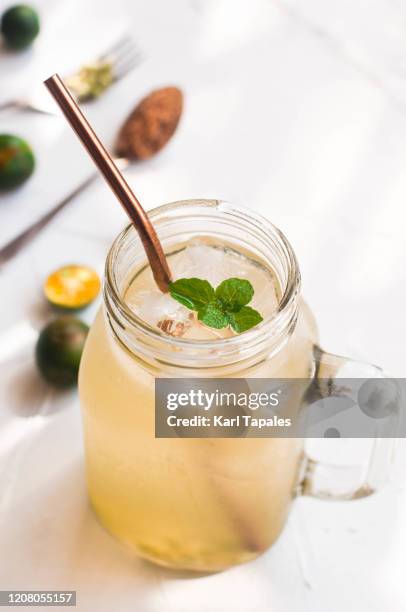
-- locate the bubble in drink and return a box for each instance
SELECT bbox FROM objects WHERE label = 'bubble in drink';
[125,239,280,338]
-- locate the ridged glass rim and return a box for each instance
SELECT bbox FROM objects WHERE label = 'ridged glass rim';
[105,199,301,351]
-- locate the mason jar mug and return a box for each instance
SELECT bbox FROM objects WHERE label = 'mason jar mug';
[79,199,395,572]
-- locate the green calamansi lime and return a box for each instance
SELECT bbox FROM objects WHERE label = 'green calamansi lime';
[36,317,89,387]
[0,134,35,190]
[1,4,40,50]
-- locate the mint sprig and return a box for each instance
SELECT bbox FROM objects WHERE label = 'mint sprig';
[168,278,214,310]
[168,277,263,333]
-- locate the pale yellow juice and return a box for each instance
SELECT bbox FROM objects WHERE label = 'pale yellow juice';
[79,236,317,571]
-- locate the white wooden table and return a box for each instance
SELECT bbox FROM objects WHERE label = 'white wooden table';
[0,0,405,609]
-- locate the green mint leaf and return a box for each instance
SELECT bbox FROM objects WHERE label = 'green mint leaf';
[216,278,254,311]
[169,278,215,310]
[229,306,263,333]
[168,276,264,334]
[198,303,229,329]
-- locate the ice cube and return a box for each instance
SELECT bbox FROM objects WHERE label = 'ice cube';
[171,240,230,286]
[128,289,194,336]
[125,237,280,338]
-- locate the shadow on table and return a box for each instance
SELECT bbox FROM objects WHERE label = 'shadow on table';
[5,356,76,419]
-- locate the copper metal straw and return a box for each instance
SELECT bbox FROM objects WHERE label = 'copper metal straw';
[44,73,172,292]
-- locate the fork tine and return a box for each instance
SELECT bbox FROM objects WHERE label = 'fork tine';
[113,45,142,69]
[112,39,140,65]
[97,34,133,62]
[113,51,143,82]
[112,43,142,70]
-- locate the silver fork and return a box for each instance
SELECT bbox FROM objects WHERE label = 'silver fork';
[0,35,142,114]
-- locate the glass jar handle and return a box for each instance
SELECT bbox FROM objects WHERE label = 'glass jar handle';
[297,346,398,501]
